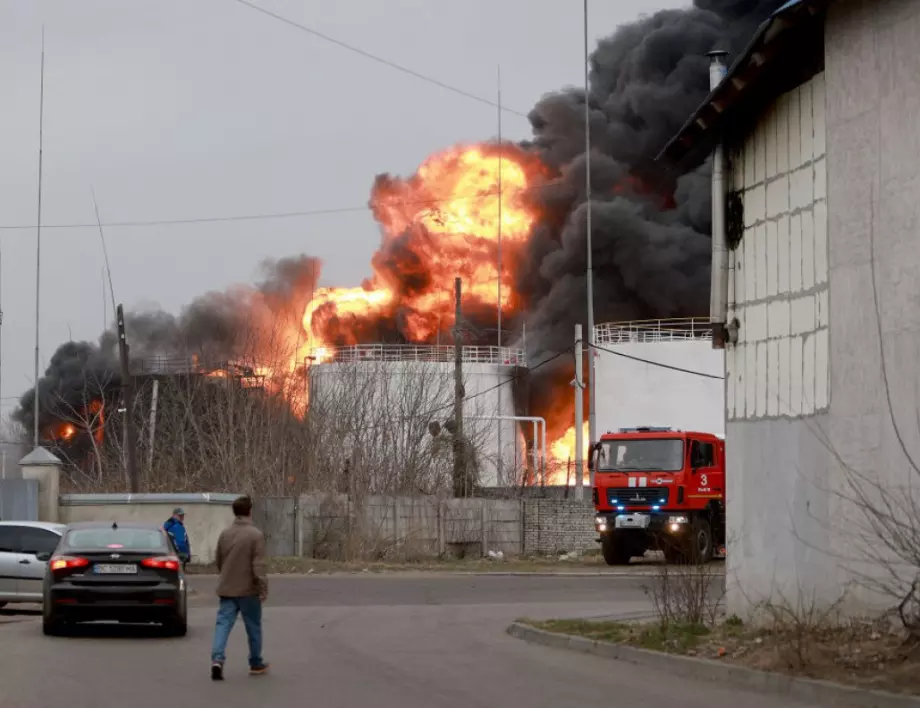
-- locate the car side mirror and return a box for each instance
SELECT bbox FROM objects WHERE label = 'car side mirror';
[587,442,599,472]
[35,551,52,562]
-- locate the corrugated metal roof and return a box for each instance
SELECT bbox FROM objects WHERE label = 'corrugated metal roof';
[656,0,826,167]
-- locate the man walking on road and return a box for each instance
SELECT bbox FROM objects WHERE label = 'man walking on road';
[210,495,269,680]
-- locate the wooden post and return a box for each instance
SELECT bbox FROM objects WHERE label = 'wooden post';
[437,500,446,556]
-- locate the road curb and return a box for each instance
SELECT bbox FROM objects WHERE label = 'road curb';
[189,570,724,579]
[445,571,719,578]
[506,622,920,708]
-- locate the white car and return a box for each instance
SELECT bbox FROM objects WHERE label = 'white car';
[0,521,67,607]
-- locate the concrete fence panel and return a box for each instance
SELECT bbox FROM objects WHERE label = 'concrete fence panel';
[55,492,598,563]
[253,497,297,557]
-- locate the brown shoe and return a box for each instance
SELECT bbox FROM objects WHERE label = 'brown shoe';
[249,663,270,675]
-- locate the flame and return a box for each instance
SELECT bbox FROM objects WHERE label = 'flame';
[177,142,671,479]
[47,400,106,446]
[550,423,590,464]
[88,400,104,444]
[299,144,544,359]
[548,423,590,485]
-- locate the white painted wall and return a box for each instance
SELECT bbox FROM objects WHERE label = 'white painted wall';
[595,338,724,435]
[59,500,235,564]
[727,71,829,421]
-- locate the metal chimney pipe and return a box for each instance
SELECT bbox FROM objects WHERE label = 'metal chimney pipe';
[707,50,729,349]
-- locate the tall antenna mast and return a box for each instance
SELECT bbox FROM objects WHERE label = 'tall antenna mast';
[32,27,46,449]
[93,188,118,316]
[496,64,504,485]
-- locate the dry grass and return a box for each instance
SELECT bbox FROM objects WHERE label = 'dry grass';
[185,551,691,576]
[521,615,920,696]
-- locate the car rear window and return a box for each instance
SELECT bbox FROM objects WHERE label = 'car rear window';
[65,528,167,551]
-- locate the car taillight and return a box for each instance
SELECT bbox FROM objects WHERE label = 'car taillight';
[50,555,90,572]
[141,555,181,572]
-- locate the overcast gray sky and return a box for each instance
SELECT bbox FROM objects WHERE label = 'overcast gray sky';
[0,0,683,416]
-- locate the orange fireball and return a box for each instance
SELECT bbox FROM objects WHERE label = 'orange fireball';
[300,143,545,356]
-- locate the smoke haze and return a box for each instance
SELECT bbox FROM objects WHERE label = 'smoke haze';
[18,1,784,445]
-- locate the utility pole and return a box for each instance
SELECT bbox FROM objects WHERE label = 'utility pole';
[584,0,598,486]
[574,324,585,500]
[452,277,466,497]
[32,28,46,450]
[116,304,140,493]
[496,64,504,486]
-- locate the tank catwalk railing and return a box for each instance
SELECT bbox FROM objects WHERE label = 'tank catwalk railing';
[135,356,266,377]
[308,344,527,367]
[593,318,713,346]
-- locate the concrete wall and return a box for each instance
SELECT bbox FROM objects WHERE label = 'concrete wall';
[294,494,524,559]
[59,494,238,564]
[726,0,920,617]
[295,494,596,558]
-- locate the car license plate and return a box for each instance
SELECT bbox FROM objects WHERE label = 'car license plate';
[94,563,137,574]
[615,514,650,529]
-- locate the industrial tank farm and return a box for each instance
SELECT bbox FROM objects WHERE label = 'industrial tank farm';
[308,343,526,488]
[593,319,724,437]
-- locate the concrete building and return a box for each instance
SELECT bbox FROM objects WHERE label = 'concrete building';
[593,319,724,436]
[660,0,920,616]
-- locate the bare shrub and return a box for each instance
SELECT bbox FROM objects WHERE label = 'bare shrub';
[644,558,725,629]
[751,591,848,671]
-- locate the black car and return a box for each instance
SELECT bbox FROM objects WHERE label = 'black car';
[42,521,188,637]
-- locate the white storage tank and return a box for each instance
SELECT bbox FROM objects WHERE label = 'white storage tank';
[308,344,525,488]
[593,319,724,436]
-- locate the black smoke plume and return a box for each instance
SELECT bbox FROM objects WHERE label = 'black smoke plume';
[514,0,784,432]
[15,256,321,438]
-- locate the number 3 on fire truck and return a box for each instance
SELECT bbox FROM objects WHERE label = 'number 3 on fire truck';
[699,473,708,487]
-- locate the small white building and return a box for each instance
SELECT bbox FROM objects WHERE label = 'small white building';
[660,0,920,616]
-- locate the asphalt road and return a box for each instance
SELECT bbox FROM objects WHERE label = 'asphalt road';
[0,573,831,708]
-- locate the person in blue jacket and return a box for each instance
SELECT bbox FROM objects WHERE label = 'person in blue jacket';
[164,507,191,567]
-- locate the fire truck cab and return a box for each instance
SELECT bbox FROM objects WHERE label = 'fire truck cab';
[589,426,725,565]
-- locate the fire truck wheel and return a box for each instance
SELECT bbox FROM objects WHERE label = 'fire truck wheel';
[601,533,635,566]
[689,518,714,564]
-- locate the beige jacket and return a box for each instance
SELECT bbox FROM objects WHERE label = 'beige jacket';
[215,517,268,599]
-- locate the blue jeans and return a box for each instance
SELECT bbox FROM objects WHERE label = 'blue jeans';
[211,596,263,667]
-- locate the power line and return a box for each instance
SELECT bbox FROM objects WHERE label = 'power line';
[584,340,724,380]
[230,0,529,119]
[0,189,503,231]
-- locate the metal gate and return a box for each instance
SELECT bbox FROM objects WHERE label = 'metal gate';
[0,479,39,521]
[253,497,296,557]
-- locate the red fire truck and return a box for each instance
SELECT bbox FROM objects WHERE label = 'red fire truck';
[588,426,726,565]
